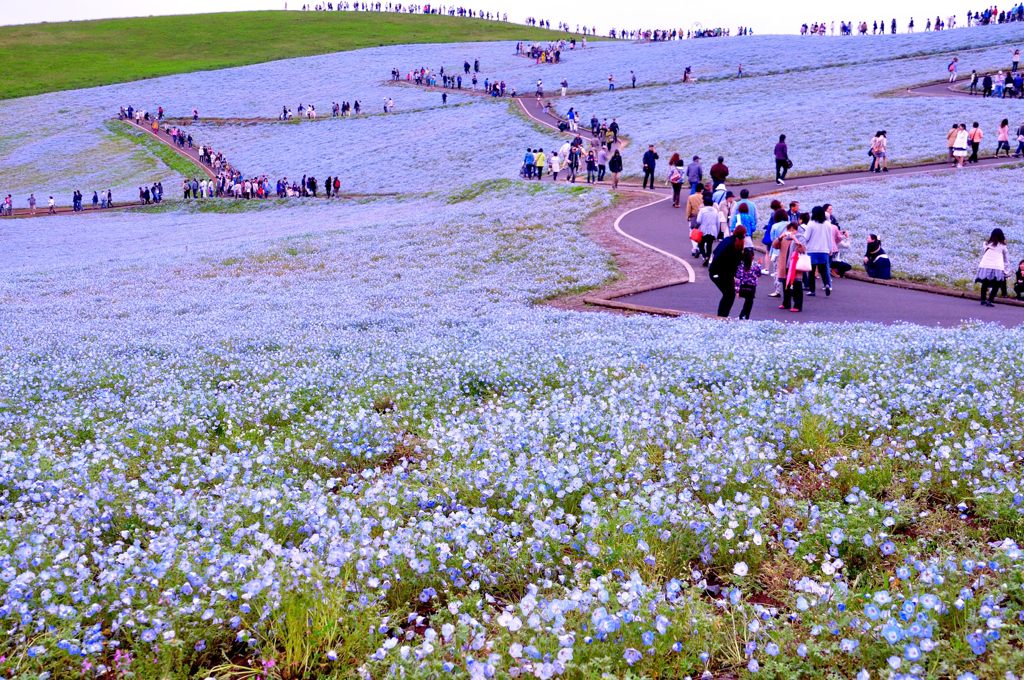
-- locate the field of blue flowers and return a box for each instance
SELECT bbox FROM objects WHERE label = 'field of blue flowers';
[4,180,1024,679]
[4,19,1024,680]
[7,20,1024,201]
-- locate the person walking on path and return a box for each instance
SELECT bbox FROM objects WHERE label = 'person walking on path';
[983,73,994,97]
[686,155,703,195]
[709,225,748,318]
[686,183,707,257]
[1014,121,1024,157]
[667,156,685,207]
[947,123,960,163]
[696,195,721,267]
[642,145,659,190]
[608,149,623,189]
[774,221,807,312]
[774,134,790,185]
[548,150,562,181]
[28,193,36,215]
[710,156,729,186]
[533,149,546,180]
[968,122,983,163]
[47,196,56,215]
[969,70,979,94]
[734,249,762,320]
[996,119,1012,157]
[953,123,970,167]
[948,56,959,83]
[976,228,1011,307]
[870,131,888,172]
[597,147,608,181]
[1014,48,1021,72]
[803,206,834,297]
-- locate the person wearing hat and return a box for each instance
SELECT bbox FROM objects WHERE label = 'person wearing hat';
[641,145,659,190]
[686,155,703,195]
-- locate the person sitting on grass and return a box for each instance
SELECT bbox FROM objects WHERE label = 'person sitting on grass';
[1014,259,1024,300]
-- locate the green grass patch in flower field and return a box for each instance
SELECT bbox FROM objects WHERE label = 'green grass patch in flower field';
[103,120,208,179]
[0,11,583,99]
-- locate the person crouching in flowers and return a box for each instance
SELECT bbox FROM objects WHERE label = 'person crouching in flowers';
[1014,260,1024,300]
[976,228,1011,307]
[734,249,762,320]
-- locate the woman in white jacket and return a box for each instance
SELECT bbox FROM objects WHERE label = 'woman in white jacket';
[976,228,1010,307]
[548,151,562,181]
[953,123,970,168]
[802,206,834,297]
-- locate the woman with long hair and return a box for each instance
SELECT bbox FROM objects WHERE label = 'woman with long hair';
[996,119,1012,157]
[976,228,1010,307]
[802,206,834,297]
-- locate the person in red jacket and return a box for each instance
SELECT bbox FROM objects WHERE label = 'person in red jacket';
[710,156,729,186]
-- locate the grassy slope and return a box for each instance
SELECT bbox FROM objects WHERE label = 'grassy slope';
[1,11,576,99]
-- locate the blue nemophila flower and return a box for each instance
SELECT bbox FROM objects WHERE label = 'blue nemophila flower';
[623,648,642,665]
[882,623,903,644]
[881,541,896,556]
[966,632,987,655]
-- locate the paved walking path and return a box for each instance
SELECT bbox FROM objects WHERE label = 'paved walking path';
[508,80,1024,326]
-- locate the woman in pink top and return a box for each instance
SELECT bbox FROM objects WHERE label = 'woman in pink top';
[996,118,1012,157]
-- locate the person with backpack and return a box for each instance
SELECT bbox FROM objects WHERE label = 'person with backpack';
[667,154,685,207]
[733,249,762,320]
[948,56,959,82]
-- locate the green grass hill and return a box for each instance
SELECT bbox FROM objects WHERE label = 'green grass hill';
[1,11,580,99]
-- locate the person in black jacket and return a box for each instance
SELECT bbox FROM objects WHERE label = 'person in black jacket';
[608,150,624,189]
[642,145,659,190]
[709,226,748,317]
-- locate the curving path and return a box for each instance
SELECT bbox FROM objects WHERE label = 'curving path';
[10,76,1024,326]
[509,78,1024,326]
